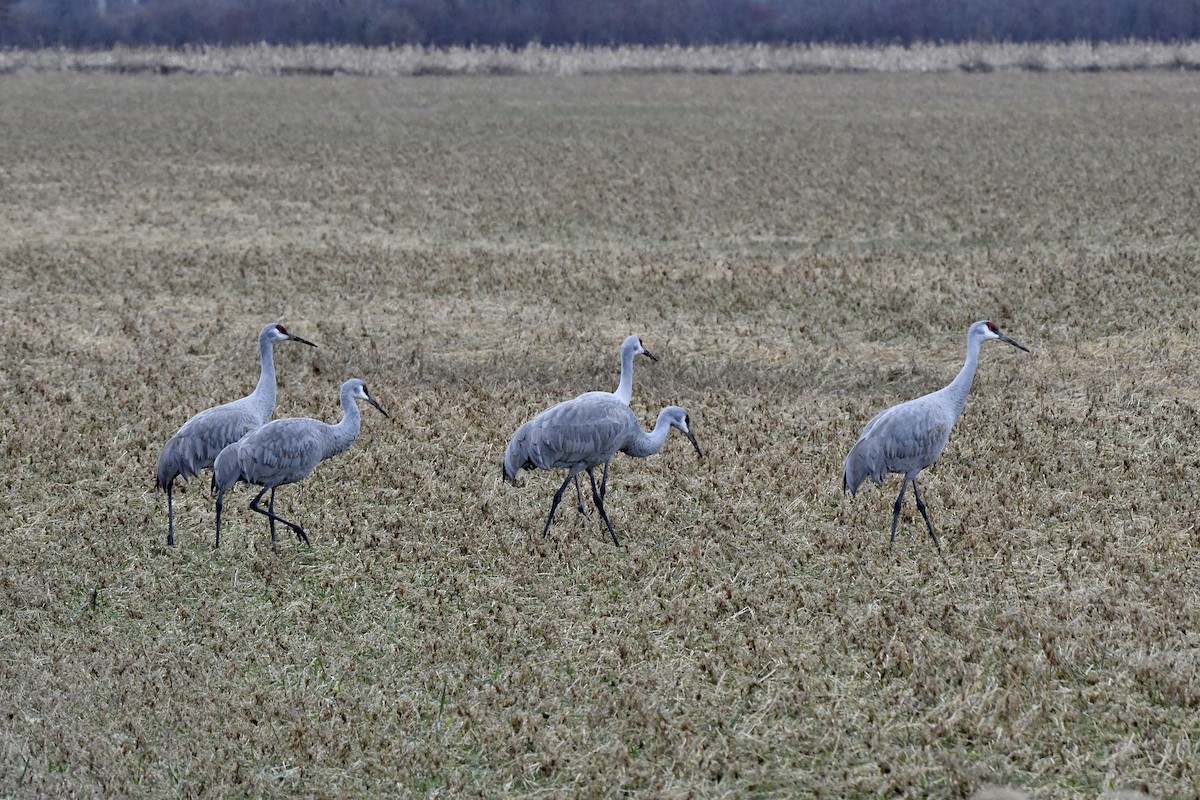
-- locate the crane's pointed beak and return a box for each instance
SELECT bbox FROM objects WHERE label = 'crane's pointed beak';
[641,349,659,362]
[1000,333,1030,353]
[289,333,318,348]
[366,396,390,419]
[685,429,703,461]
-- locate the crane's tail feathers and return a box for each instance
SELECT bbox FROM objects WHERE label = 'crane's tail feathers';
[842,438,887,498]
[212,445,243,495]
[843,466,867,497]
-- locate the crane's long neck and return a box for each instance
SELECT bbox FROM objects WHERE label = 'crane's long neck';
[943,332,982,417]
[325,390,363,459]
[614,344,636,404]
[622,409,673,458]
[250,333,277,415]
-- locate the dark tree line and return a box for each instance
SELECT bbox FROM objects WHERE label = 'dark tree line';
[3,0,1199,49]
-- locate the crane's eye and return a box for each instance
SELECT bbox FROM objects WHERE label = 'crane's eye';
[276,324,289,335]
[986,321,998,333]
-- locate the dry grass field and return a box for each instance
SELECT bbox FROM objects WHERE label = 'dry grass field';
[1,66,1198,798]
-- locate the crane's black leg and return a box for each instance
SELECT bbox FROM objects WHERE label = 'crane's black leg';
[248,487,277,547]
[214,489,224,550]
[911,480,942,554]
[588,467,621,547]
[249,487,309,548]
[166,484,176,547]
[267,488,278,545]
[542,473,577,536]
[598,461,610,501]
[268,488,279,544]
[273,488,309,546]
[890,480,909,549]
[572,475,588,517]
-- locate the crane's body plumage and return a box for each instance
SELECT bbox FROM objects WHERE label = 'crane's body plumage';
[843,320,1029,552]
[155,323,316,546]
[156,401,264,490]
[222,418,332,489]
[213,378,387,548]
[504,392,701,546]
[507,395,636,476]
[843,390,956,494]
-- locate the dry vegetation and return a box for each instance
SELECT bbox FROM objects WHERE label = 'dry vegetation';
[3,40,1200,77]
[0,67,1198,798]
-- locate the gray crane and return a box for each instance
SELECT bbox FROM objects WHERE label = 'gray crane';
[842,320,1029,552]
[503,393,702,546]
[212,378,388,548]
[155,322,317,546]
[570,334,658,512]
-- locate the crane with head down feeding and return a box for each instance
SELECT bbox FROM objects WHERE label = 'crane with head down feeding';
[842,320,1029,553]
[503,392,702,546]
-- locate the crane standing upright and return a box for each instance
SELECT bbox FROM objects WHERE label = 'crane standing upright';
[156,323,317,546]
[571,334,657,512]
[843,320,1029,552]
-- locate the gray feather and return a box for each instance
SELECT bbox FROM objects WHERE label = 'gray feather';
[843,396,954,494]
[235,418,328,489]
[156,400,264,488]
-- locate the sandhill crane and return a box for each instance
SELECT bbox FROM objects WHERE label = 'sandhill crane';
[570,334,657,512]
[842,320,1029,552]
[213,378,388,548]
[503,393,702,546]
[156,323,316,546]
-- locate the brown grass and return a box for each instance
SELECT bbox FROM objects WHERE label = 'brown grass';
[1,69,1198,798]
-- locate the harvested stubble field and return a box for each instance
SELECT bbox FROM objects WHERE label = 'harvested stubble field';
[1,66,1198,799]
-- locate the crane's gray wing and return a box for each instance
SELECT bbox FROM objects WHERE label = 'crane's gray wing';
[157,402,265,488]
[236,419,325,488]
[523,396,634,471]
[843,399,955,494]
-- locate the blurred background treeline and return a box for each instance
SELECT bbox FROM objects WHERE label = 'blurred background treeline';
[2,0,1198,50]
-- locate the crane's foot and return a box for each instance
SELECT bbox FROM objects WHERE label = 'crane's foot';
[927,531,943,555]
